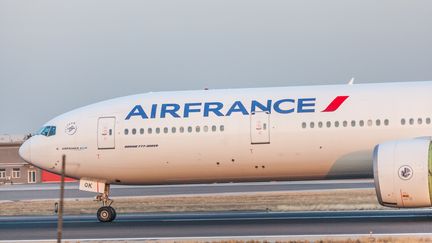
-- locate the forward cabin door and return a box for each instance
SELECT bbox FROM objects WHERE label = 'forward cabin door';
[98,117,116,149]
[250,111,270,144]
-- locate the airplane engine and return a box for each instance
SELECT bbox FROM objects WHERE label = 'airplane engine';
[373,138,432,208]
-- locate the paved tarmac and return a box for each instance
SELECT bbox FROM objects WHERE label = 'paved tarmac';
[0,210,431,241]
[0,179,373,201]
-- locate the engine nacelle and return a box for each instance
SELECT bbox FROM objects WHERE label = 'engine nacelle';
[373,138,432,208]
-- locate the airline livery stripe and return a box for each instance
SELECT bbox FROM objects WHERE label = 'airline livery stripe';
[322,96,349,112]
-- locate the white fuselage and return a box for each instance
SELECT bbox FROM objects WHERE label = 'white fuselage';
[19,81,432,185]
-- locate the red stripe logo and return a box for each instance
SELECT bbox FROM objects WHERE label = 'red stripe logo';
[322,96,349,112]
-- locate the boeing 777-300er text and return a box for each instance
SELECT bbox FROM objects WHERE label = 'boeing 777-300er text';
[18,81,432,222]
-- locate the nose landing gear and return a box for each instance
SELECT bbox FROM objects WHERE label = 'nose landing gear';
[95,184,116,222]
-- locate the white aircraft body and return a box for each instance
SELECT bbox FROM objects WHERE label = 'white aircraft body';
[19,81,432,222]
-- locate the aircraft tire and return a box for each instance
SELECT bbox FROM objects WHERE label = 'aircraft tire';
[108,206,117,221]
[97,206,114,222]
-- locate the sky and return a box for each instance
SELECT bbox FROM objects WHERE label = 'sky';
[1,0,432,134]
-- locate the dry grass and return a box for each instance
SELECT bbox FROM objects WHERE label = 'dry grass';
[56,236,432,243]
[0,188,386,216]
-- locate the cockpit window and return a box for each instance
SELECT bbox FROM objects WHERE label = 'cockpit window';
[49,126,56,136]
[38,126,57,137]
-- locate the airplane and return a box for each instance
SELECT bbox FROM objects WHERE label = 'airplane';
[18,81,432,222]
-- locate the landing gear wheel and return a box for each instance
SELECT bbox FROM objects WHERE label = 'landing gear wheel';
[108,206,116,221]
[95,184,117,222]
[97,206,115,222]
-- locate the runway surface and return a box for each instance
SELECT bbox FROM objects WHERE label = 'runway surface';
[0,179,373,201]
[0,210,431,241]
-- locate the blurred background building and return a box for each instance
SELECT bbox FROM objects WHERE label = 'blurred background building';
[0,135,74,184]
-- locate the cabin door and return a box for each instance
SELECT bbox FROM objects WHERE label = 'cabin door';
[250,111,270,144]
[97,117,116,149]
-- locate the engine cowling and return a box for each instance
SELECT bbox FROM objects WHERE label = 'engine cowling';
[373,138,432,208]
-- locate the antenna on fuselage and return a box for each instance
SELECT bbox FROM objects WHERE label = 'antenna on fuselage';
[348,77,355,85]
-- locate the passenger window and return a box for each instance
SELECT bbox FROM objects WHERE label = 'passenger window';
[140,128,144,135]
[220,125,225,132]
[326,121,331,128]
[180,127,185,133]
[124,129,129,135]
[384,119,389,126]
[212,125,217,132]
[203,126,209,132]
[132,128,137,135]
[367,120,373,127]
[343,121,348,127]
[401,119,406,125]
[351,120,356,127]
[109,129,113,136]
[148,128,153,134]
[418,118,423,125]
[409,118,414,125]
[309,122,314,129]
[376,120,381,126]
[156,128,161,134]
[427,118,431,124]
[318,121,323,128]
[188,126,193,133]
[334,121,339,127]
[302,122,307,129]
[164,127,168,134]
[196,126,200,132]
[172,127,177,133]
[359,120,364,127]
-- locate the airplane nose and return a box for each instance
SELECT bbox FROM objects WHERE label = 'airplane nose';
[19,140,32,163]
